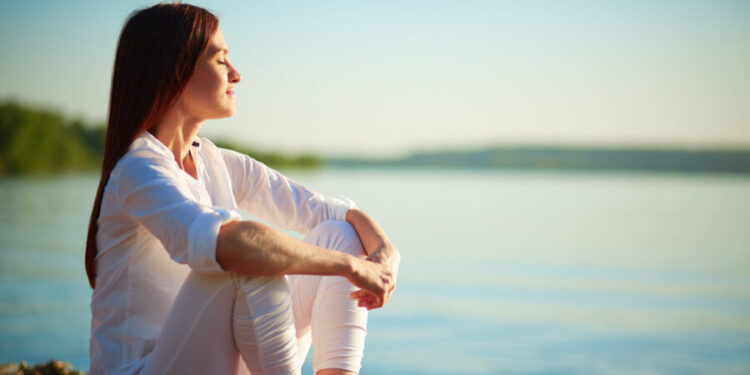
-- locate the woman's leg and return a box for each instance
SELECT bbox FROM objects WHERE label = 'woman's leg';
[143,220,366,375]
[232,274,299,374]
[141,272,245,375]
[289,220,369,375]
[142,270,300,375]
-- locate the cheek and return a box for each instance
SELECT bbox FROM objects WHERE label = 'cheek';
[203,74,227,101]
[194,72,217,92]
[177,64,230,116]
[186,75,221,103]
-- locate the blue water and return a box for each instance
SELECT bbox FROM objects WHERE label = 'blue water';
[1,170,749,374]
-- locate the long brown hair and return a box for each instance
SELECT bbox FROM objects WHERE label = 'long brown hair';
[85,3,218,288]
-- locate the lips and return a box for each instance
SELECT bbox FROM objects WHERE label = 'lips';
[226,87,236,96]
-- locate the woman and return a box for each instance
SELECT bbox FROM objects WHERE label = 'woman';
[85,4,399,375]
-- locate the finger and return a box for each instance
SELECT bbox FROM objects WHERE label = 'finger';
[357,295,372,307]
[363,297,375,310]
[382,292,391,306]
[369,295,383,310]
[360,294,377,308]
[368,298,383,310]
[356,290,370,302]
[349,289,367,299]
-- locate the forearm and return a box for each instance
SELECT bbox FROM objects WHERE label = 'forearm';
[345,207,400,308]
[216,220,355,278]
[345,208,398,260]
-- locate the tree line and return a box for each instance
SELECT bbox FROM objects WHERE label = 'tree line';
[0,101,321,175]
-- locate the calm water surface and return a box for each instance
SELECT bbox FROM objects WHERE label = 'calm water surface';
[1,169,749,374]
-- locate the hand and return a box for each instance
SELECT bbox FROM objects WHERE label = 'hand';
[346,256,395,310]
[349,245,400,310]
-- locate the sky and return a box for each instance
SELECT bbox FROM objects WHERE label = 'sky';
[1,0,749,157]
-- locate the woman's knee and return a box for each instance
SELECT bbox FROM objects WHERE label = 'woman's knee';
[304,220,365,258]
[232,274,299,374]
[307,220,357,241]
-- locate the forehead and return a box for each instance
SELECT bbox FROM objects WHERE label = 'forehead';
[205,28,228,54]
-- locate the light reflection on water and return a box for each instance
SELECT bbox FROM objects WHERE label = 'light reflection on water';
[1,170,749,374]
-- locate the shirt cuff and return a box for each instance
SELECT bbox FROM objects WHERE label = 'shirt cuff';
[187,207,241,273]
[328,195,357,222]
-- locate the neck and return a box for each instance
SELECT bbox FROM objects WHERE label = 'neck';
[151,109,203,170]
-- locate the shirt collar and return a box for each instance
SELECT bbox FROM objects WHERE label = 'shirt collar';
[130,131,201,157]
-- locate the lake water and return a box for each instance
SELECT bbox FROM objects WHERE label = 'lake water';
[1,169,749,374]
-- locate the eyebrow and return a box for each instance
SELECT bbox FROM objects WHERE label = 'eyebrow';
[209,47,228,56]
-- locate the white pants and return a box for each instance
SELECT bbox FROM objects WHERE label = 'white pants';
[141,221,368,375]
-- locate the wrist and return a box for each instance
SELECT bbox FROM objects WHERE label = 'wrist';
[342,254,359,279]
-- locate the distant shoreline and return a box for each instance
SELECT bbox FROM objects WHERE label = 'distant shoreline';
[3,100,748,176]
[329,146,750,174]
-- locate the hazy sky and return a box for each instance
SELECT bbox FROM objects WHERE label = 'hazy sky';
[1,0,749,156]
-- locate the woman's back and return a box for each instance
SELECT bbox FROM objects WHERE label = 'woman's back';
[90,132,237,374]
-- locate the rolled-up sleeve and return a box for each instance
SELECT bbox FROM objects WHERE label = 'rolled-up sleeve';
[113,154,240,273]
[219,147,355,233]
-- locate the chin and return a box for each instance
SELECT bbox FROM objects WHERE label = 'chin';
[211,107,235,119]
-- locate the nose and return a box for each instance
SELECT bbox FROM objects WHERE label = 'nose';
[229,63,241,84]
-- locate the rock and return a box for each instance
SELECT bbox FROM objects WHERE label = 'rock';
[0,362,20,375]
[0,360,85,375]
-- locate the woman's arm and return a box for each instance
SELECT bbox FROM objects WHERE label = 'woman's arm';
[345,208,401,309]
[216,220,394,307]
[218,146,352,233]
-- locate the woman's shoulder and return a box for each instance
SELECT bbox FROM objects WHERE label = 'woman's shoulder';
[196,136,240,159]
[109,138,179,193]
[197,135,254,166]
[116,145,174,174]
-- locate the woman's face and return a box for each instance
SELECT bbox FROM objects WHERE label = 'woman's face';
[177,28,241,120]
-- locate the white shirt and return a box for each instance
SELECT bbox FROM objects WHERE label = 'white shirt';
[89,131,354,374]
